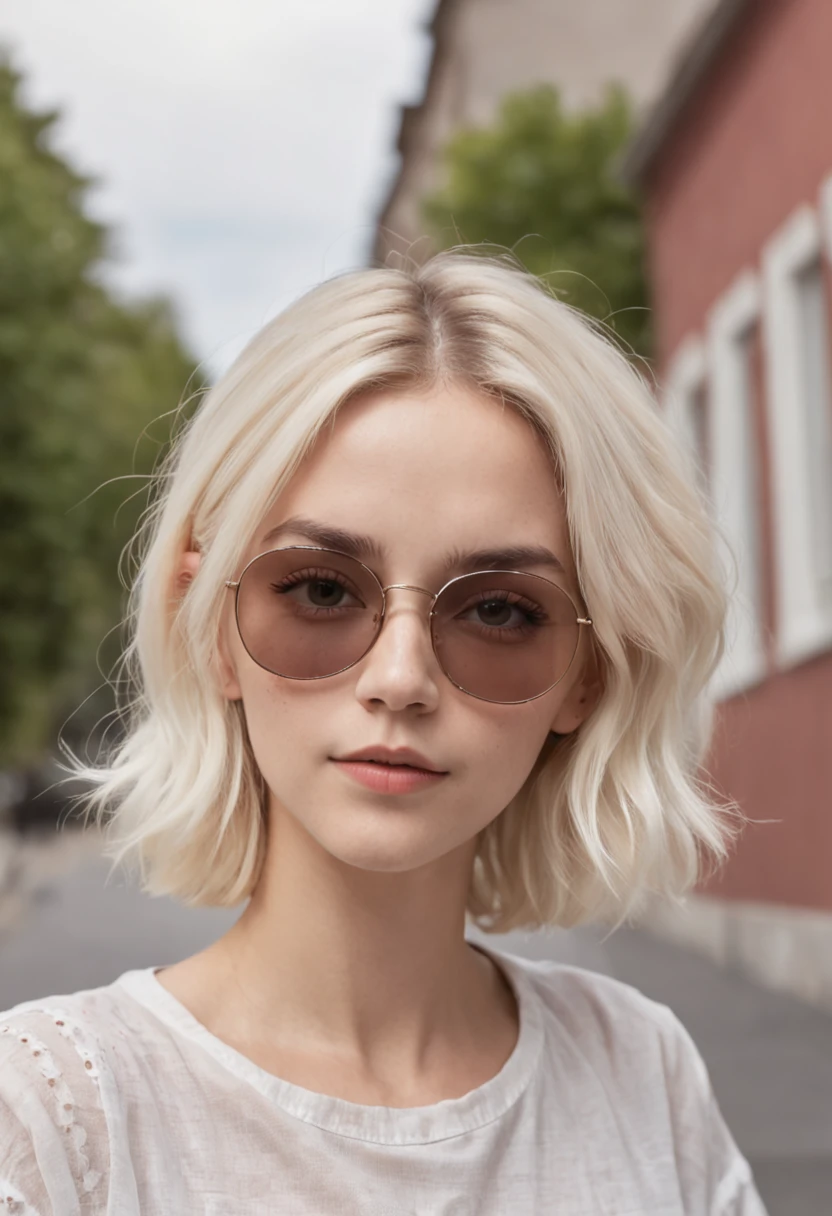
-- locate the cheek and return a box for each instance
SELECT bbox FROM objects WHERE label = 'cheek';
[456,704,555,814]
[236,674,301,780]
[237,673,343,799]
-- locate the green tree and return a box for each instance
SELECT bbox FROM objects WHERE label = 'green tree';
[422,82,650,359]
[0,53,202,766]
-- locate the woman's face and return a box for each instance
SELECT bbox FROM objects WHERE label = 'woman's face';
[214,382,599,874]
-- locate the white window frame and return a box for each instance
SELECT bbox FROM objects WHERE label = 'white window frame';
[706,270,767,700]
[664,335,708,489]
[761,202,832,667]
[820,173,832,260]
[814,176,832,597]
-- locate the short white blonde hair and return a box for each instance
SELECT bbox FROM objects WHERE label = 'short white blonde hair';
[63,250,741,932]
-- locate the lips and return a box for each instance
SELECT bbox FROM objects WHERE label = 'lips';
[334,746,447,773]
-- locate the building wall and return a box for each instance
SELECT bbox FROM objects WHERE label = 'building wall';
[643,0,832,911]
[376,0,713,260]
[646,0,832,363]
[706,652,832,908]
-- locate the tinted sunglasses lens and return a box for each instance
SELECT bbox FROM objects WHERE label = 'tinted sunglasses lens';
[235,550,382,678]
[432,571,580,703]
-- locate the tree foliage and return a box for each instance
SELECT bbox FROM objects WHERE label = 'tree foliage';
[422,83,650,359]
[0,54,202,766]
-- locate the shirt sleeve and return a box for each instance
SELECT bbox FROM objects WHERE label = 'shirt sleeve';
[653,1003,769,1215]
[0,1007,110,1216]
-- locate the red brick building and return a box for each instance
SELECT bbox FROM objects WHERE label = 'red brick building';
[622,0,832,1008]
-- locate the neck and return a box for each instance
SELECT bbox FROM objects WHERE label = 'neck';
[175,798,517,1091]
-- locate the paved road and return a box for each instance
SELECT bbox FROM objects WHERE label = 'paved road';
[1,837,830,1215]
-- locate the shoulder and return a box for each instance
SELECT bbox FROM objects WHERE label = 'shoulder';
[507,950,722,1105]
[509,951,687,1060]
[0,978,141,1214]
[504,951,764,1212]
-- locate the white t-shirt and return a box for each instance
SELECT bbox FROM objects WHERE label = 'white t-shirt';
[0,941,767,1215]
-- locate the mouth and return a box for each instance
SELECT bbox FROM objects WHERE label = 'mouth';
[330,749,449,794]
[347,758,435,771]
[333,748,448,774]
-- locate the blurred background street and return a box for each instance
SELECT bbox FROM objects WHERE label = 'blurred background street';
[1,0,831,1212]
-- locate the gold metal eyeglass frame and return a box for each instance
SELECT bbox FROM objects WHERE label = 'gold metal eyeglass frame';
[225,545,593,705]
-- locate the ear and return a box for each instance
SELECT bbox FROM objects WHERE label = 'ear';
[176,548,201,594]
[216,631,244,703]
[176,548,243,702]
[549,642,603,735]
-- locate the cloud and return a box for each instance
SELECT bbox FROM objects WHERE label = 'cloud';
[1,0,433,371]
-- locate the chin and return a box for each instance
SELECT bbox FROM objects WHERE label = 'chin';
[315,816,461,875]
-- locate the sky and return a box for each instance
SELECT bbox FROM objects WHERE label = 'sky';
[1,0,434,374]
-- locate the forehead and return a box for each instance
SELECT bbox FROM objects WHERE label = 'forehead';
[254,384,574,579]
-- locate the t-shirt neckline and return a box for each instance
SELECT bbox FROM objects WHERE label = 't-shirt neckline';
[114,940,544,1145]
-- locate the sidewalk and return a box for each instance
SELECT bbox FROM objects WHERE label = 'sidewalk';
[0,825,102,937]
[590,927,832,1214]
[1,833,830,1215]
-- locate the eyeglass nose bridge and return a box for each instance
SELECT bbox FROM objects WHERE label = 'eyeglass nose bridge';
[379,582,439,613]
[350,583,441,688]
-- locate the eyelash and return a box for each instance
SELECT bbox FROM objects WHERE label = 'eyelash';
[458,591,548,637]
[272,571,548,632]
[273,567,358,591]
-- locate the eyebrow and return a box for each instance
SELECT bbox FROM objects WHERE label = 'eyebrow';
[259,516,566,576]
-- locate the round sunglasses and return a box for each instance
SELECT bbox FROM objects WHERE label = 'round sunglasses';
[225,546,593,705]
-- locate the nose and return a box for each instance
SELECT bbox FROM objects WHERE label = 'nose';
[353,586,442,713]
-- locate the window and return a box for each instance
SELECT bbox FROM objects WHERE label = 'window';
[665,337,710,494]
[794,259,832,594]
[732,324,764,628]
[762,204,832,666]
[707,271,766,698]
[687,379,710,494]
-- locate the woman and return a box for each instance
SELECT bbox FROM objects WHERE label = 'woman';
[0,251,767,1213]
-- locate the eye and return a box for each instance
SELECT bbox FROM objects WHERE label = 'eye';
[467,598,518,628]
[458,591,548,631]
[272,568,365,610]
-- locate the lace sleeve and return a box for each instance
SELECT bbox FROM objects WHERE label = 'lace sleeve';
[0,1007,111,1216]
